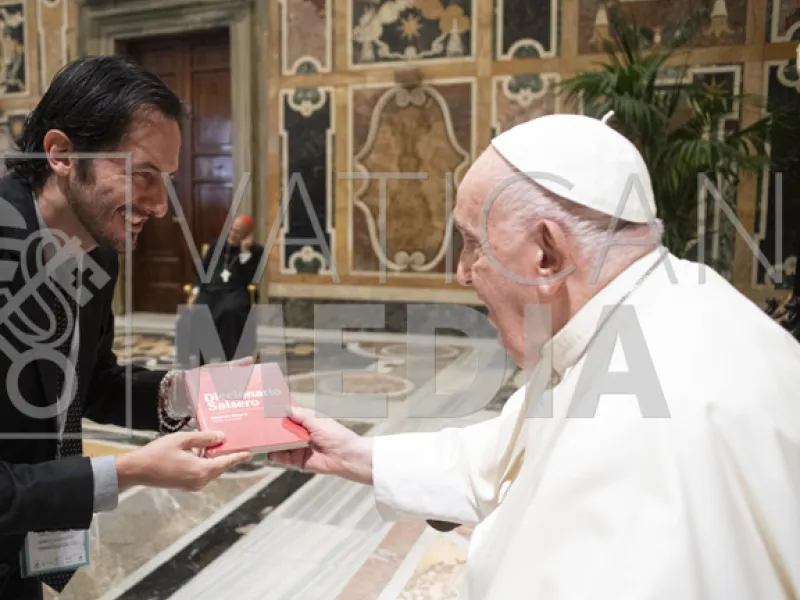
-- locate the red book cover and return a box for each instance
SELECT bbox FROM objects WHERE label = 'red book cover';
[182,362,310,457]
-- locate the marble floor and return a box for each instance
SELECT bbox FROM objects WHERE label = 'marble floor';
[50,313,520,600]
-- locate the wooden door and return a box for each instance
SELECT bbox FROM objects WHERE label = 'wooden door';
[121,30,233,313]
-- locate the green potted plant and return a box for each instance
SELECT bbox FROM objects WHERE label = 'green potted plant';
[560,15,775,274]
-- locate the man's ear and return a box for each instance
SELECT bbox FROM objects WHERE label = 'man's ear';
[529,219,570,285]
[43,130,75,178]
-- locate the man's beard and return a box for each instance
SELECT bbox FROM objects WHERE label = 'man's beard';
[66,168,131,253]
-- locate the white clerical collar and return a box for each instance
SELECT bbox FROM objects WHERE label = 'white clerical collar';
[543,246,668,381]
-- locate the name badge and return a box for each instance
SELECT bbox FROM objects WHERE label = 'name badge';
[20,530,90,577]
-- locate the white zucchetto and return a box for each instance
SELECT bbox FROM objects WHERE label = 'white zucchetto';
[491,113,658,224]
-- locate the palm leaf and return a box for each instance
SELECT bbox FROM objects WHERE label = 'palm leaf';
[558,14,775,262]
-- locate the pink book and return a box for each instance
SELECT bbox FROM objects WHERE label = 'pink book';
[182,362,310,457]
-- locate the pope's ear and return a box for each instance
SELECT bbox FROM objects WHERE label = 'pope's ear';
[529,219,569,280]
[43,130,75,178]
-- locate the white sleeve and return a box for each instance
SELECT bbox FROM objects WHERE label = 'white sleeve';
[372,387,528,525]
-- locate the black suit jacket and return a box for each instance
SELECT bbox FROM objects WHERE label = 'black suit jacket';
[0,174,166,597]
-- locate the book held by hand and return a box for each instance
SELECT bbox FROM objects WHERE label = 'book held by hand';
[182,362,310,457]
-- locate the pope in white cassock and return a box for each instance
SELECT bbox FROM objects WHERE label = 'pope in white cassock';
[269,113,800,599]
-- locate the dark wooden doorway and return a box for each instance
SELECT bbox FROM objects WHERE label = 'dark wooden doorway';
[120,29,234,313]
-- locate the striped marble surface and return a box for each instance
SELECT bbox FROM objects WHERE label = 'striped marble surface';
[165,408,500,600]
[46,316,517,600]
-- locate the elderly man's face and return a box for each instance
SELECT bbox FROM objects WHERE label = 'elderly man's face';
[454,150,561,365]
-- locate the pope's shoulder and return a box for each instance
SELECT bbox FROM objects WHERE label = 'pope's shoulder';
[631,255,800,419]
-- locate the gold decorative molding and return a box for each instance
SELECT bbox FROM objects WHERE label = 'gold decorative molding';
[267,282,481,304]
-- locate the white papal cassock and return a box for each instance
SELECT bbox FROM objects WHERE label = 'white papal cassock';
[372,248,800,599]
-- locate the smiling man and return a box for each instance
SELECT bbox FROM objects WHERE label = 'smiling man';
[0,56,251,599]
[269,114,800,599]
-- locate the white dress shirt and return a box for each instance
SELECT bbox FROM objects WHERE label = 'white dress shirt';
[372,248,800,599]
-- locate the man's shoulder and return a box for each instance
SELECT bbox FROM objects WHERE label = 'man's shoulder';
[0,172,31,198]
[87,247,120,287]
[0,173,35,235]
[90,246,118,267]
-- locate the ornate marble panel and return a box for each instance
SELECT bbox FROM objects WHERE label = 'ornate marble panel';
[769,0,800,41]
[38,0,69,87]
[349,80,473,277]
[279,87,335,276]
[0,110,26,176]
[0,1,27,96]
[350,0,473,67]
[491,72,561,137]
[754,61,800,290]
[280,0,331,74]
[579,0,747,54]
[495,0,559,60]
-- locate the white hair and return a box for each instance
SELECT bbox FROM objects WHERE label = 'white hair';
[496,175,664,275]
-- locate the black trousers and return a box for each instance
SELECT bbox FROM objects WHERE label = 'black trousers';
[0,572,44,600]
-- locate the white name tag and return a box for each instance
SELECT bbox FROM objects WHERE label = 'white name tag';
[20,530,90,577]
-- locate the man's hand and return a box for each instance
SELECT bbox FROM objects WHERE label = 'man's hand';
[268,407,374,485]
[116,431,252,491]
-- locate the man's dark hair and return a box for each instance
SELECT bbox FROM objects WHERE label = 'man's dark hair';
[6,55,185,189]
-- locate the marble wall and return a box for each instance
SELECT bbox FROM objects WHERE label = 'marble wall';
[267,0,800,311]
[0,0,78,132]
[0,0,797,316]
[579,0,749,53]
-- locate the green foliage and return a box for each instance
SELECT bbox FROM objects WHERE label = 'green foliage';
[560,16,776,266]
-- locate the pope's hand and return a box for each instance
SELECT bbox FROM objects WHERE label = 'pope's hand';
[116,431,252,491]
[268,407,374,486]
